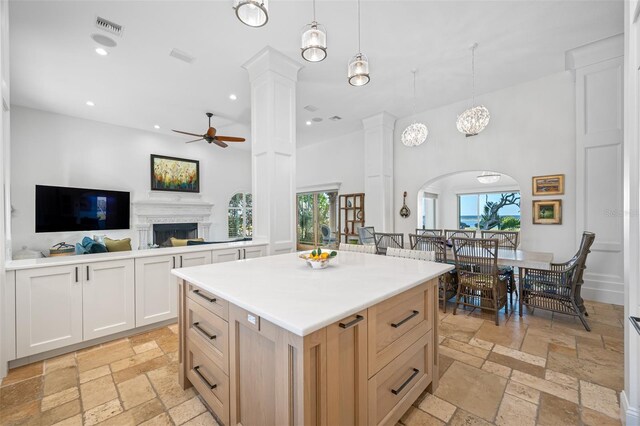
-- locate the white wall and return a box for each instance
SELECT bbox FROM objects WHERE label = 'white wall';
[10,106,252,253]
[0,0,9,379]
[394,71,577,261]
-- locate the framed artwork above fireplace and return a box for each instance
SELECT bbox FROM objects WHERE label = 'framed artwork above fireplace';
[150,154,200,193]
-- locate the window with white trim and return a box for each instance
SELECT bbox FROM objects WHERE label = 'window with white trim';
[228,192,252,238]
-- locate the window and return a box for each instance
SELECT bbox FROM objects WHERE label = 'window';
[458,192,520,230]
[421,192,437,229]
[296,191,338,249]
[228,192,252,238]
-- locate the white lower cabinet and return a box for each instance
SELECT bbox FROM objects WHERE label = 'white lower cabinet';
[83,259,135,340]
[16,265,83,357]
[243,245,266,259]
[135,254,177,327]
[179,251,212,268]
[212,248,241,263]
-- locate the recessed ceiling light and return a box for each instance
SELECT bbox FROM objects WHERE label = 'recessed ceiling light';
[229,94,237,101]
[154,125,160,129]
[86,101,95,107]
[305,120,312,126]
[312,117,323,122]
[95,47,108,56]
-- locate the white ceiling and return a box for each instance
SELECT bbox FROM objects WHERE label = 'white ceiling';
[9,0,623,148]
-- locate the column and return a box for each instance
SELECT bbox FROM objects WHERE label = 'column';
[243,47,302,255]
[363,112,396,232]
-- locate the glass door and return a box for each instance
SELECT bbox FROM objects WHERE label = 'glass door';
[297,191,337,250]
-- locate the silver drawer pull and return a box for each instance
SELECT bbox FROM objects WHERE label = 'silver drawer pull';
[193,322,216,340]
[339,315,364,329]
[193,289,216,303]
[391,368,419,395]
[391,310,419,328]
[193,366,217,390]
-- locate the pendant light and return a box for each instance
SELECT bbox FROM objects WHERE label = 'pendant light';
[477,171,501,184]
[456,43,490,137]
[233,0,269,28]
[401,69,428,147]
[301,0,327,62]
[348,0,370,86]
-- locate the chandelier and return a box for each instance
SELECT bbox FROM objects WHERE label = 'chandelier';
[233,0,269,28]
[348,0,370,86]
[457,43,490,137]
[401,70,428,147]
[477,171,501,184]
[301,0,327,62]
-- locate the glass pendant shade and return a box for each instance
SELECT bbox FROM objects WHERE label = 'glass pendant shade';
[233,0,268,27]
[301,22,327,62]
[348,53,370,86]
[477,171,501,184]
[456,105,490,137]
[401,122,428,147]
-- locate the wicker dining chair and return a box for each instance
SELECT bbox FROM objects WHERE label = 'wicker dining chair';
[415,228,442,236]
[357,226,376,245]
[386,247,435,261]
[519,231,595,331]
[480,230,520,304]
[373,232,404,255]
[445,229,476,240]
[451,237,509,325]
[339,242,377,254]
[410,234,458,312]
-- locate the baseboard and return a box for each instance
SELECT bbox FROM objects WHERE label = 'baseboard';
[581,286,624,305]
[621,390,640,425]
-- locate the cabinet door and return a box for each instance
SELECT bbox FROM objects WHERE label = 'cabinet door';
[326,310,368,426]
[179,251,212,268]
[16,265,83,357]
[212,248,240,263]
[243,245,266,259]
[83,260,135,340]
[135,255,177,327]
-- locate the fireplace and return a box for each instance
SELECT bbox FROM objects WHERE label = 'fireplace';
[153,223,198,247]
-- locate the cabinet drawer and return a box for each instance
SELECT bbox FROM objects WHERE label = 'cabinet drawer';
[186,338,229,426]
[186,297,228,374]
[367,331,433,426]
[187,283,228,321]
[367,281,434,376]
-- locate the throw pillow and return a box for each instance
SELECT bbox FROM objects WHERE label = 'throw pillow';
[104,237,132,252]
[170,237,204,247]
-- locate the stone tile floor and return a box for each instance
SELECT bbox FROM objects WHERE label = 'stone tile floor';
[0,300,624,425]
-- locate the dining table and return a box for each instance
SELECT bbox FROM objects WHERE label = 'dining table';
[446,247,554,270]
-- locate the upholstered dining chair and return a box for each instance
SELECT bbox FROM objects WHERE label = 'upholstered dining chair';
[415,228,442,236]
[339,242,376,254]
[357,226,376,245]
[320,224,336,247]
[451,237,509,325]
[410,234,458,312]
[445,229,476,240]
[386,247,435,261]
[373,232,404,255]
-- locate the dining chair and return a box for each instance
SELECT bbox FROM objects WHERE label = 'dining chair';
[480,230,520,304]
[415,228,442,236]
[339,242,376,254]
[357,226,376,245]
[320,224,337,247]
[386,247,435,261]
[373,232,404,255]
[519,231,595,331]
[410,234,458,312]
[451,237,509,325]
[445,229,476,240]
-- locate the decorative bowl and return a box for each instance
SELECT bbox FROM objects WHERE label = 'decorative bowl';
[299,250,337,269]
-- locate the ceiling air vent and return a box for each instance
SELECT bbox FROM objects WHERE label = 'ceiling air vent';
[169,48,196,64]
[304,105,319,112]
[329,116,342,121]
[95,16,124,37]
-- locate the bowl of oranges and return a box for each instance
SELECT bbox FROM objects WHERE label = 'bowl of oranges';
[299,248,338,269]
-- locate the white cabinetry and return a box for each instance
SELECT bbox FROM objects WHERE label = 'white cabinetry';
[212,246,266,263]
[179,251,212,268]
[243,245,266,259]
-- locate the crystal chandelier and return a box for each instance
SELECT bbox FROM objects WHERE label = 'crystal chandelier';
[457,43,490,137]
[401,70,428,147]
[301,0,327,62]
[348,0,370,86]
[233,0,269,28]
[477,171,501,184]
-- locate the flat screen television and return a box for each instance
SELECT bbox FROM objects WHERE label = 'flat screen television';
[35,185,130,233]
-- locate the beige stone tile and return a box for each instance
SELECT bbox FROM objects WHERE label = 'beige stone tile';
[581,407,623,426]
[118,375,156,410]
[79,365,110,384]
[417,394,457,422]
[147,363,197,408]
[182,411,220,426]
[434,361,507,422]
[486,352,545,378]
[603,335,624,354]
[400,406,445,426]
[468,337,494,351]
[504,381,540,404]
[495,394,537,426]
[473,321,527,350]
[80,375,118,410]
[0,375,43,408]
[548,342,578,358]
[52,413,82,426]
[168,395,207,424]
[129,327,175,346]
[40,399,81,426]
[112,355,169,384]
[43,366,78,396]
[110,347,164,372]
[1,362,43,387]
[76,341,134,373]
[580,380,619,419]
[156,334,179,354]
[442,338,490,359]
[577,344,623,368]
[545,369,578,390]
[448,409,492,426]
[44,354,76,374]
[140,413,173,426]
[537,392,580,426]
[134,340,160,354]
[439,354,454,379]
[167,351,179,364]
[492,344,546,367]
[439,314,484,343]
[83,398,123,426]
[481,360,511,379]
[509,370,578,403]
[438,345,484,368]
[98,398,165,426]
[168,324,179,334]
[0,400,40,425]
[41,386,79,411]
[547,351,623,391]
[437,335,446,344]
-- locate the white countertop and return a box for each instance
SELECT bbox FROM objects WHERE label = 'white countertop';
[5,240,268,271]
[172,251,453,337]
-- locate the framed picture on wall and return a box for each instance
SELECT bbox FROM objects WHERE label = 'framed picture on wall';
[532,174,564,196]
[150,154,200,193]
[532,199,562,224]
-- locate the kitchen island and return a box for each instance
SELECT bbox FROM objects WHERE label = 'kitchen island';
[173,251,453,426]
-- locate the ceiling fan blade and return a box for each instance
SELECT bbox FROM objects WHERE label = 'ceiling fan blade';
[215,136,245,142]
[185,138,205,144]
[212,139,228,148]
[172,130,205,137]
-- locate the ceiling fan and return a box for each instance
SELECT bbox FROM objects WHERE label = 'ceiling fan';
[172,112,245,148]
